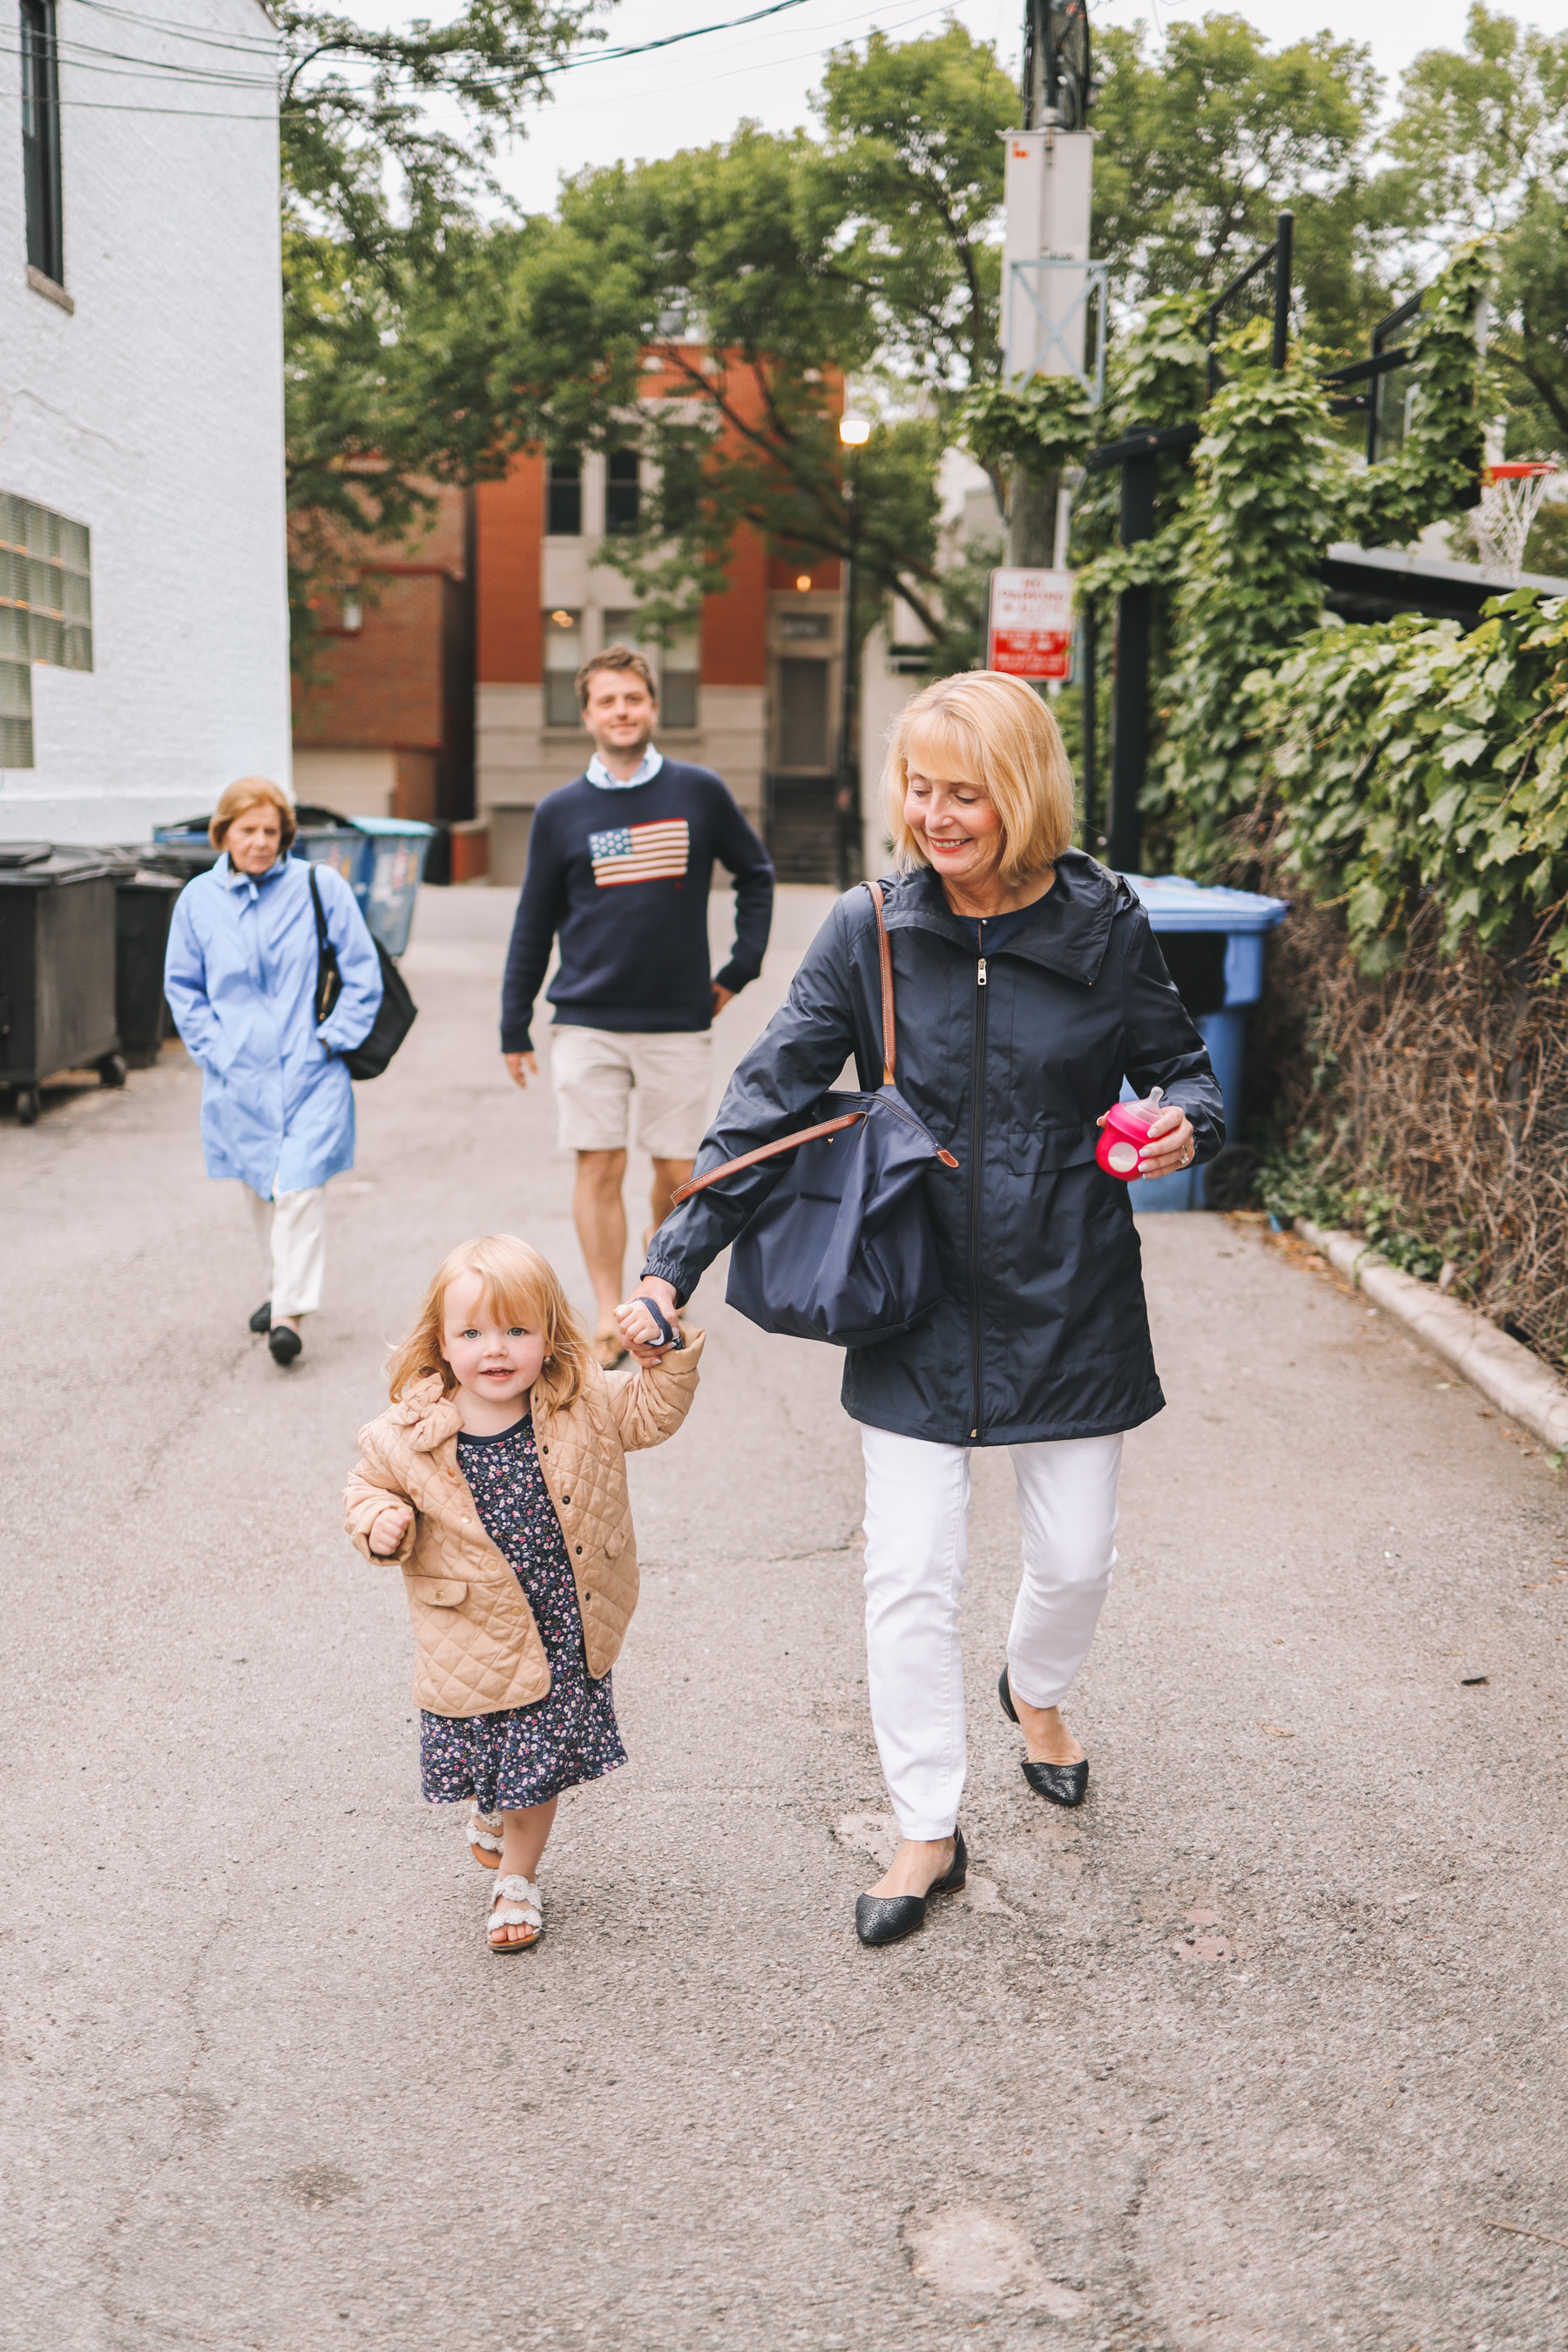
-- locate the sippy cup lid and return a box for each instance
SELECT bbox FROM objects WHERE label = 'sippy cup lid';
[1101,1086,1164,1175]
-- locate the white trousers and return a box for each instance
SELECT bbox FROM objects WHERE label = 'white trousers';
[247,1180,327,1319]
[860,1424,1123,1842]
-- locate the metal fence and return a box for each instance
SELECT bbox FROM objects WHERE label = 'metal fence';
[1321,290,1423,464]
[1204,212,1294,395]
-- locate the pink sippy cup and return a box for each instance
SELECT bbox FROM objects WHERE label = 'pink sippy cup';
[1096,1086,1165,1181]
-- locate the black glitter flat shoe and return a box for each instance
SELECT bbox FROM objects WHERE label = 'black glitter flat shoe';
[249,1300,272,1334]
[268,1325,302,1366]
[998,1666,1089,1808]
[855,1828,967,1947]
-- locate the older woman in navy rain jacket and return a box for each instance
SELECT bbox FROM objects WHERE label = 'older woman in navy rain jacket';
[164,776,382,1366]
[619,672,1224,1950]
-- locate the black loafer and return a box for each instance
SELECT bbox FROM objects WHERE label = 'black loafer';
[998,1666,1089,1808]
[249,1301,272,1335]
[855,1827,968,1947]
[267,1325,302,1366]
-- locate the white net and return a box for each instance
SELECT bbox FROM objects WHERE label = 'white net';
[1473,461,1560,578]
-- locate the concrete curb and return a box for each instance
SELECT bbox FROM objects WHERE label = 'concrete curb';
[1294,1216,1568,1458]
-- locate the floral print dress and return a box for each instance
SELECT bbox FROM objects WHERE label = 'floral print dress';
[418,1415,626,1811]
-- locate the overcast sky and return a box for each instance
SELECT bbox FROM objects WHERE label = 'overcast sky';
[490,0,1488,217]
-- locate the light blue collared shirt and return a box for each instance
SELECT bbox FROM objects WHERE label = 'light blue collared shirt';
[586,747,664,790]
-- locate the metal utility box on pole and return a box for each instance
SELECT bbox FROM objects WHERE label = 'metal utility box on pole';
[1000,129,1105,567]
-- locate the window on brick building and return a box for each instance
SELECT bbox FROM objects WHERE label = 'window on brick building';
[0,492,92,767]
[605,449,640,536]
[546,453,582,537]
[21,0,64,288]
[544,606,581,727]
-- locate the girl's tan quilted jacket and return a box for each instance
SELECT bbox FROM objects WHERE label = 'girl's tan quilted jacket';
[343,1334,703,1716]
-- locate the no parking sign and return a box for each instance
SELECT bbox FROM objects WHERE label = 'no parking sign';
[987,568,1075,681]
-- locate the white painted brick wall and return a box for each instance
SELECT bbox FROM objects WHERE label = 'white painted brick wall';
[0,0,289,843]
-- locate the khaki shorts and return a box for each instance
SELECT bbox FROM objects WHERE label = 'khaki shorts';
[550,1025,713,1159]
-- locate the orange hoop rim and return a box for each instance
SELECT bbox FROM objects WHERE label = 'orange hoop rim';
[1484,460,1559,482]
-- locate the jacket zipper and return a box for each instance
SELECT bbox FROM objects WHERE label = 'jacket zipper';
[967,956,987,1440]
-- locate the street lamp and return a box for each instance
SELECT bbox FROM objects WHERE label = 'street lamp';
[835,414,870,889]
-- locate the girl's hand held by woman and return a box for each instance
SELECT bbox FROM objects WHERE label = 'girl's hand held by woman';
[368,1503,413,1556]
[615,1276,680,1365]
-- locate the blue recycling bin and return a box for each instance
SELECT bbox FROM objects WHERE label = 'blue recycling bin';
[290,808,375,916]
[1122,875,1288,1211]
[152,807,430,956]
[348,816,435,956]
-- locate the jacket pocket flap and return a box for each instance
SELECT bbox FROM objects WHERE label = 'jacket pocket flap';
[1008,1119,1100,1178]
[406,1576,468,1607]
[604,1525,628,1563]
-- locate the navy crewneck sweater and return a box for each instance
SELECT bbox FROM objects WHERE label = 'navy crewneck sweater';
[500,760,775,1052]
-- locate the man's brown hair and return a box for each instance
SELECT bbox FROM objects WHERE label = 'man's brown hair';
[576,642,658,711]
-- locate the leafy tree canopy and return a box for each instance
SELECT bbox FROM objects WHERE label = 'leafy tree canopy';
[273,0,593,652]
[1379,3,1568,454]
[1091,12,1385,350]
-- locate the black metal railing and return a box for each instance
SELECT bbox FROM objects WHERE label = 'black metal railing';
[1320,290,1423,464]
[1205,212,1294,395]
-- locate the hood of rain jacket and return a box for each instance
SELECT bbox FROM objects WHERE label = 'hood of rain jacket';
[645,854,1225,1447]
[163,854,383,1197]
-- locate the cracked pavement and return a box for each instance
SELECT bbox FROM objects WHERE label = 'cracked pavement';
[5,882,1568,2351]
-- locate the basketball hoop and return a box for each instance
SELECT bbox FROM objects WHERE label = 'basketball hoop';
[1474,458,1560,579]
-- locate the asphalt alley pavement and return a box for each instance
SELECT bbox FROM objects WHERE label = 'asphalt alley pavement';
[5,881,1568,2352]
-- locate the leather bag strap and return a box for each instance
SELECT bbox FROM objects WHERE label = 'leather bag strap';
[670,1112,865,1206]
[668,882,938,1208]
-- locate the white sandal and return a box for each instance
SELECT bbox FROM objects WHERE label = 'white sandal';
[467,1808,504,1869]
[488,1874,542,1953]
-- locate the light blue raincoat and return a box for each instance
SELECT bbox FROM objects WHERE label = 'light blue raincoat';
[163,854,383,1198]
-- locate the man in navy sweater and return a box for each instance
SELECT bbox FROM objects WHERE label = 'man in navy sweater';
[502,643,774,1363]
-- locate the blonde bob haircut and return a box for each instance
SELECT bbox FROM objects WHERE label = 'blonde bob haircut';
[884,671,1075,888]
[208,775,297,855]
[386,1234,591,1413]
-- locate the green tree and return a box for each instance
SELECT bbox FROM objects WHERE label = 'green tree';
[274,1,592,655]
[1091,12,1386,353]
[505,28,1023,666]
[1379,4,1568,454]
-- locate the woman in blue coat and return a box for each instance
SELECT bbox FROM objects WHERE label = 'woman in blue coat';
[163,777,382,1366]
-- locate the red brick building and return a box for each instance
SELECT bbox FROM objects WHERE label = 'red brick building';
[292,489,475,827]
[291,359,850,882]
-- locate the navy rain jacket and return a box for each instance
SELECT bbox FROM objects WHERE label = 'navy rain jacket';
[645,853,1226,1447]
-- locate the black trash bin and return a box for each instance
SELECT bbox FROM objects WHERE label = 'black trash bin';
[145,815,220,884]
[0,843,124,1124]
[103,862,184,1067]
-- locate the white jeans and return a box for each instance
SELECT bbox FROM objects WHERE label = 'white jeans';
[860,1424,1123,1842]
[247,1180,327,1319]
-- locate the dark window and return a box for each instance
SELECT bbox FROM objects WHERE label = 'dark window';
[662,672,698,729]
[21,0,64,287]
[546,454,581,537]
[605,449,641,536]
[778,659,829,769]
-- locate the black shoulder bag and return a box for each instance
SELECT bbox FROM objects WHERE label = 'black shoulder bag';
[308,862,417,1080]
[671,881,958,1349]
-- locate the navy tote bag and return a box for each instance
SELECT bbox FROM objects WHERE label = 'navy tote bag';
[672,881,958,1349]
